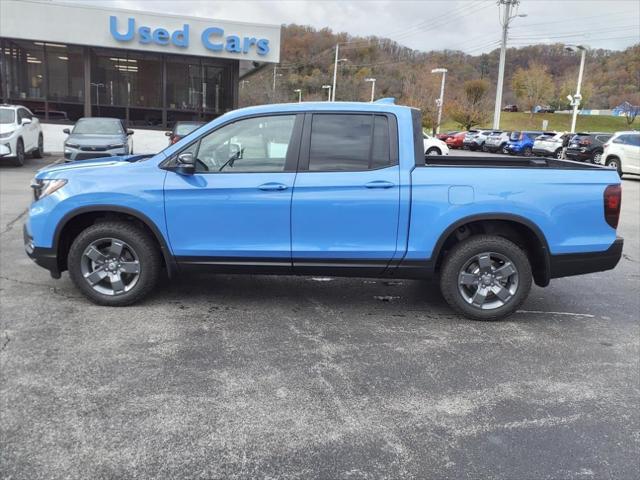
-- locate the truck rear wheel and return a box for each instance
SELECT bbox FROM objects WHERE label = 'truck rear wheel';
[439,235,532,320]
[68,221,161,306]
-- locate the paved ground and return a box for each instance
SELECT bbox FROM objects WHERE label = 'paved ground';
[1,154,639,479]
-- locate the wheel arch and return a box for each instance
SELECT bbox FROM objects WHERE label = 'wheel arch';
[432,213,551,287]
[54,205,177,277]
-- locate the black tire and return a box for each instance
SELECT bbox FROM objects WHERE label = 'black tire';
[523,146,533,157]
[67,221,162,306]
[481,144,488,152]
[10,138,25,166]
[501,144,509,155]
[591,150,603,165]
[426,147,441,156]
[554,148,563,159]
[439,235,533,321]
[605,156,622,177]
[32,134,44,158]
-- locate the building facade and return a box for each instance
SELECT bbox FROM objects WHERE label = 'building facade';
[0,0,280,127]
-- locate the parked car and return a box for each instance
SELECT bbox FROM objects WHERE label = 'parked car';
[504,131,550,156]
[63,118,134,161]
[436,130,458,141]
[445,131,466,149]
[484,131,511,154]
[24,101,623,321]
[423,133,450,156]
[165,121,205,145]
[503,104,518,112]
[463,129,497,151]
[535,105,556,114]
[600,131,640,177]
[565,132,612,164]
[532,132,573,159]
[0,104,44,166]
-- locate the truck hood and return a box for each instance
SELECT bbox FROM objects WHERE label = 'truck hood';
[0,124,18,135]
[35,154,156,179]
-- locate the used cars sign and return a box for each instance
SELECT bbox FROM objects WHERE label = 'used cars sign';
[109,16,270,56]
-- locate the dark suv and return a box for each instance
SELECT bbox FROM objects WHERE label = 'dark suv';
[566,132,613,163]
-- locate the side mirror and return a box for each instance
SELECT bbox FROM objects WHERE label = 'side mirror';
[21,118,32,125]
[165,131,172,137]
[176,152,195,175]
[127,129,134,136]
[63,128,70,134]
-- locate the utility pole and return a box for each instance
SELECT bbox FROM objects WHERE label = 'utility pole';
[492,0,526,129]
[431,68,447,134]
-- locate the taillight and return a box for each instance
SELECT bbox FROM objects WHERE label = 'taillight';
[603,143,610,149]
[604,184,622,229]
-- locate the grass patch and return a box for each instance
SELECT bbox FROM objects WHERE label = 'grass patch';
[441,112,634,133]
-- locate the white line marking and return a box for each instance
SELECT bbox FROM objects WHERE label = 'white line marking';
[516,310,595,318]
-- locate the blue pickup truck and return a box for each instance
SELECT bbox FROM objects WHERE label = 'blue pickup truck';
[24,101,623,320]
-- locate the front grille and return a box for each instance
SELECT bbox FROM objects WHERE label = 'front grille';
[75,153,111,160]
[79,146,108,152]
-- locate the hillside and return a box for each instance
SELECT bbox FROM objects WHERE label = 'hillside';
[240,24,640,122]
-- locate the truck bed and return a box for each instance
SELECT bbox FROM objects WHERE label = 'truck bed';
[423,155,605,169]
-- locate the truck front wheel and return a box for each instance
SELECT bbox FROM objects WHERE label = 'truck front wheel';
[439,235,532,320]
[68,221,161,306]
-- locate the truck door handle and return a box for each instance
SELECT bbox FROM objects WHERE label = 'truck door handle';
[365,180,395,189]
[258,182,288,191]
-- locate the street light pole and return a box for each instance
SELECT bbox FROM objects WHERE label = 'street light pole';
[568,45,587,133]
[492,0,526,129]
[331,44,339,101]
[294,88,302,103]
[431,68,447,134]
[322,85,332,101]
[364,78,376,102]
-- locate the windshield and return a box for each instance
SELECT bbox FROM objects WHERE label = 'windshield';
[0,108,15,124]
[73,119,123,135]
[175,123,204,136]
[510,131,521,141]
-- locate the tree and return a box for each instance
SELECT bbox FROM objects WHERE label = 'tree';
[511,62,555,116]
[401,66,440,132]
[447,79,490,130]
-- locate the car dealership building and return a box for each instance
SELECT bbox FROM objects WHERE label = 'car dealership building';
[0,0,281,127]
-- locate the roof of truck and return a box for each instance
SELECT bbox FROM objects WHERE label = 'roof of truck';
[227,101,410,118]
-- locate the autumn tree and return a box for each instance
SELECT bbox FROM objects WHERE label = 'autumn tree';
[447,79,491,130]
[401,66,440,132]
[511,63,555,116]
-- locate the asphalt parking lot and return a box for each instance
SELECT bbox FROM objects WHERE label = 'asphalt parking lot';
[1,155,639,479]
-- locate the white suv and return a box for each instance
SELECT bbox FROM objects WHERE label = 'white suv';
[423,133,450,156]
[0,104,44,166]
[600,131,640,177]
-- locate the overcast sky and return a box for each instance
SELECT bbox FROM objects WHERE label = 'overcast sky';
[62,0,639,54]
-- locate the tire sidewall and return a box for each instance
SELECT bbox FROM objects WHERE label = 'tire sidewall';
[68,222,161,306]
[439,235,533,320]
[32,134,43,158]
[14,139,25,166]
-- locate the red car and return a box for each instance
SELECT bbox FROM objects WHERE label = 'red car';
[436,130,458,141]
[446,131,467,149]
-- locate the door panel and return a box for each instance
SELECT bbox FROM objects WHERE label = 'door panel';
[291,166,401,262]
[164,171,295,258]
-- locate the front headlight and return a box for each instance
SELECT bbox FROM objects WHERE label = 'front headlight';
[65,143,79,149]
[108,143,125,149]
[30,178,67,201]
[0,130,15,139]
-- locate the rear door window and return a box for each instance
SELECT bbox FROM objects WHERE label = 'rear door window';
[308,114,392,171]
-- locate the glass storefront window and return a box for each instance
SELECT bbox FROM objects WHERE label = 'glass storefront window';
[127,51,161,108]
[3,40,45,100]
[47,43,84,103]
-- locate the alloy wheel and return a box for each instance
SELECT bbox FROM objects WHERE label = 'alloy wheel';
[80,237,141,295]
[457,252,519,310]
